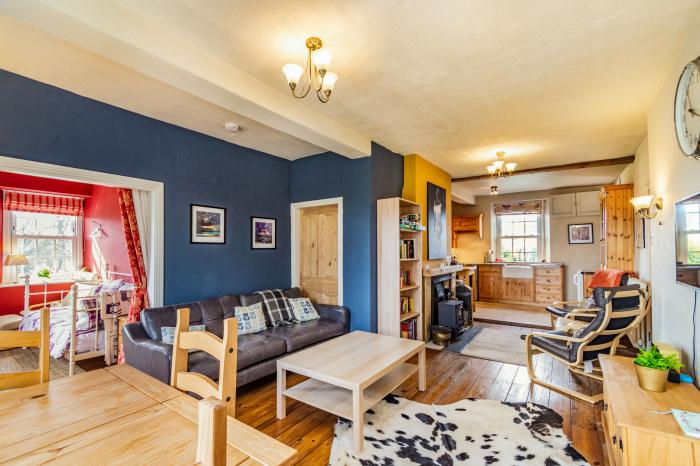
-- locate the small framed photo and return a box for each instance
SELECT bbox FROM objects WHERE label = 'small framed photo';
[251,216,276,249]
[568,223,594,244]
[191,204,226,244]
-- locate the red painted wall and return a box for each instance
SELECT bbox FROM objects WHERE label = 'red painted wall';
[0,173,127,316]
[83,185,129,276]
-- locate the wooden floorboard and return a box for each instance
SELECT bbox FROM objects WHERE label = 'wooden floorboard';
[233,329,607,465]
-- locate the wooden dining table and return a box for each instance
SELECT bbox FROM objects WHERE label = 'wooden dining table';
[0,364,297,465]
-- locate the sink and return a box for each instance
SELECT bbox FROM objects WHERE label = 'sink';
[502,265,534,279]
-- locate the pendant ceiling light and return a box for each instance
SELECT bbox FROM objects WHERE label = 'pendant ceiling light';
[282,37,338,103]
[486,151,517,179]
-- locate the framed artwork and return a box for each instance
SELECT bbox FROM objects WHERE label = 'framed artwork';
[190,204,226,244]
[568,223,594,244]
[251,216,276,249]
[427,182,447,259]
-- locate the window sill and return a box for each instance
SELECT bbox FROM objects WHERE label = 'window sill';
[0,279,75,288]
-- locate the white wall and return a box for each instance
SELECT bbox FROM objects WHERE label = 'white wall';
[452,186,603,300]
[639,16,700,376]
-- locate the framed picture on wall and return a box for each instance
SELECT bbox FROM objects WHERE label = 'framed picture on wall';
[190,204,226,244]
[568,223,594,244]
[427,182,447,260]
[251,216,276,249]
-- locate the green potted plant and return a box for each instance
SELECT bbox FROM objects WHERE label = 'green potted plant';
[633,345,684,392]
[37,268,51,279]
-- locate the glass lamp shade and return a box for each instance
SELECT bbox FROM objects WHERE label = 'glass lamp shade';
[630,195,653,211]
[505,162,517,172]
[492,159,505,170]
[486,165,496,174]
[4,254,28,266]
[282,63,304,85]
[490,186,499,195]
[312,51,332,72]
[321,72,338,92]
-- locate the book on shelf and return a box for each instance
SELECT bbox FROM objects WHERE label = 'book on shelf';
[400,296,414,314]
[399,239,415,259]
[399,213,425,231]
[400,317,417,339]
[400,270,412,288]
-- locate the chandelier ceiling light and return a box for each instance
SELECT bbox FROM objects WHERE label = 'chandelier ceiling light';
[282,37,338,103]
[486,151,517,179]
[490,185,499,196]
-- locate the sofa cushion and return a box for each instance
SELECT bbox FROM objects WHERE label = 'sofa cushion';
[265,318,345,352]
[188,332,287,378]
[234,302,267,335]
[289,297,320,323]
[140,294,240,340]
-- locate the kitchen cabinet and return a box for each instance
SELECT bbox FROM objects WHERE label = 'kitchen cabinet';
[477,265,502,300]
[477,264,564,306]
[600,184,634,272]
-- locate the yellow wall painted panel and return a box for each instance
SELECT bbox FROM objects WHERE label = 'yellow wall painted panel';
[402,154,452,261]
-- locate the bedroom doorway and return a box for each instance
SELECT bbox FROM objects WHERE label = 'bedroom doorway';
[291,198,343,305]
[0,156,164,306]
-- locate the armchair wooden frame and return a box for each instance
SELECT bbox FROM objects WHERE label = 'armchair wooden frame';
[170,308,238,417]
[525,288,648,404]
[0,307,49,389]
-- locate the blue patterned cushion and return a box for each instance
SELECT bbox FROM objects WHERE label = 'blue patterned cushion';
[234,302,268,335]
[160,325,206,344]
[289,298,320,323]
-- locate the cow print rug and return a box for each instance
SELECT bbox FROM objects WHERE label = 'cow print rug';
[330,395,588,465]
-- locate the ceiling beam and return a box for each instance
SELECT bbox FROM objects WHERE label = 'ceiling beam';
[0,0,372,158]
[451,155,635,182]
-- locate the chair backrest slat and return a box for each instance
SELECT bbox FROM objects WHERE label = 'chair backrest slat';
[0,307,50,390]
[170,308,238,417]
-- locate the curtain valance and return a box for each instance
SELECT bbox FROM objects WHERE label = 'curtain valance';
[3,190,84,216]
[494,201,543,216]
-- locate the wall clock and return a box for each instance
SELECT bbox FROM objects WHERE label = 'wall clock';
[674,56,700,159]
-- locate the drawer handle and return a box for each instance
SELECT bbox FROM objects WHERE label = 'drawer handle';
[612,435,616,444]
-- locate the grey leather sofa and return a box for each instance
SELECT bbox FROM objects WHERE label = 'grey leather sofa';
[122,287,350,386]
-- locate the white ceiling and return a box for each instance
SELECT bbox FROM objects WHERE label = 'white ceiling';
[452,164,629,201]
[1,0,699,176]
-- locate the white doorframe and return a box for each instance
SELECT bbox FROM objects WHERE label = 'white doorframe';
[0,156,165,307]
[290,197,343,306]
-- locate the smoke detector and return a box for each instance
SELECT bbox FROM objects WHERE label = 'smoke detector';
[224,122,241,133]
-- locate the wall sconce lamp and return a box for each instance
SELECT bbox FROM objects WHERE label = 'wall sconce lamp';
[630,195,663,219]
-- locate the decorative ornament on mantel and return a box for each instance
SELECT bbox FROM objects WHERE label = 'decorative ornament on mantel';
[282,37,338,103]
[486,151,517,179]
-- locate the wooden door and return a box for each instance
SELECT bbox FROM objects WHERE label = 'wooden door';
[299,204,339,305]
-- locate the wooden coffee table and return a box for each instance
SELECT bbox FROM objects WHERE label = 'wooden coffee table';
[276,331,426,452]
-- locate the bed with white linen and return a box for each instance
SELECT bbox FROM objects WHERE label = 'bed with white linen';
[18,271,135,375]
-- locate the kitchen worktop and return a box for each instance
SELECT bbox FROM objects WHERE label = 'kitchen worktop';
[474,262,565,267]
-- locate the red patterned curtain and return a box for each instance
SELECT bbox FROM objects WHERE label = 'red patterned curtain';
[4,190,84,216]
[117,188,149,363]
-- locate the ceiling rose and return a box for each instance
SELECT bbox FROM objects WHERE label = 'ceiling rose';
[282,37,338,103]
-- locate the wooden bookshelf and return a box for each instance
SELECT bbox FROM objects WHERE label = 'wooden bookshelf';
[377,197,424,340]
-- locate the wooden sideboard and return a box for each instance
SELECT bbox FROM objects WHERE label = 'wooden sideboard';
[601,355,700,466]
[477,263,564,306]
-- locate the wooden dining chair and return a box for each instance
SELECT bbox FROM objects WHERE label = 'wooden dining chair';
[0,307,50,390]
[196,397,227,466]
[170,308,238,416]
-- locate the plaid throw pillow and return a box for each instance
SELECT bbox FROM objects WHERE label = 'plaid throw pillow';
[254,289,298,327]
[289,297,320,323]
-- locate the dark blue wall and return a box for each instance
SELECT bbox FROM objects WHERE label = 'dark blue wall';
[0,69,292,304]
[290,143,403,332]
[0,70,405,330]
